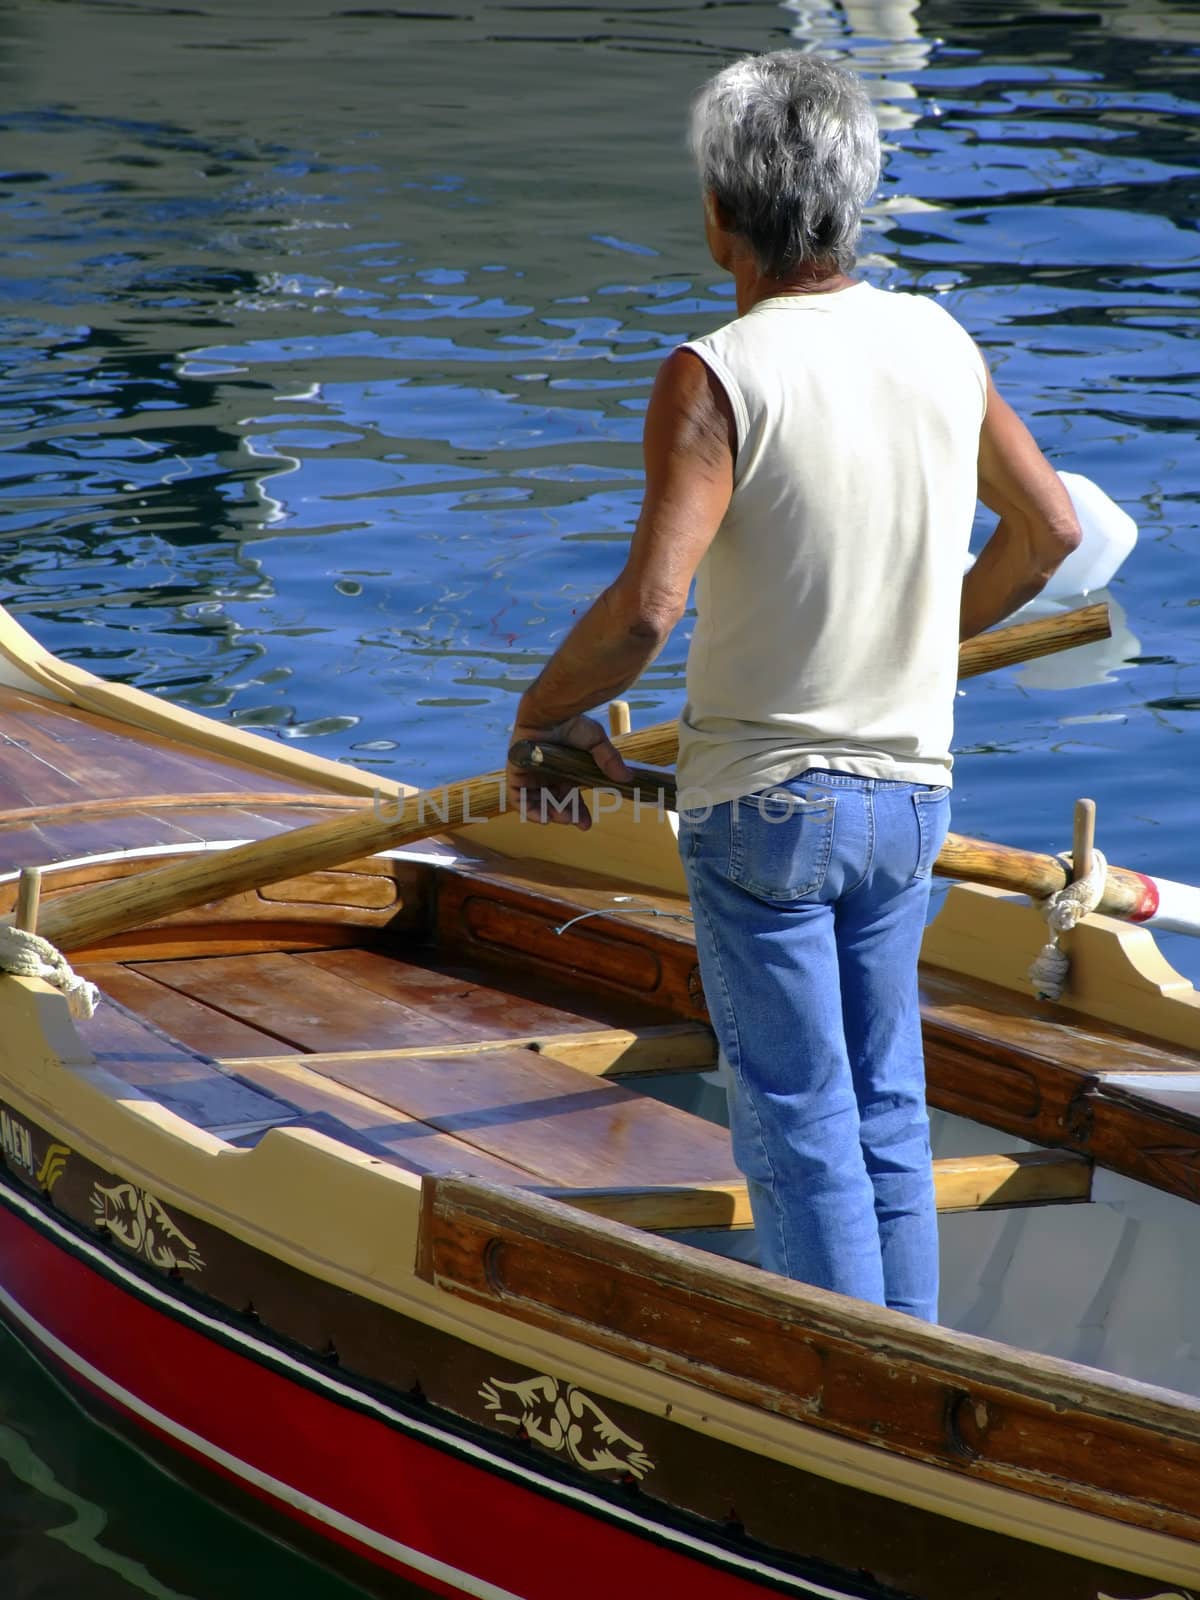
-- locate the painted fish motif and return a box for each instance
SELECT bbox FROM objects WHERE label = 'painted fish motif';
[90,1181,205,1272]
[479,1373,653,1479]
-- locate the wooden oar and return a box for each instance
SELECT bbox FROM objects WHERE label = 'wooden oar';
[508,743,1195,933]
[616,601,1111,765]
[19,602,1112,955]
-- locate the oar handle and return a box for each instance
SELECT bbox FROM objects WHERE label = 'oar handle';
[507,740,678,810]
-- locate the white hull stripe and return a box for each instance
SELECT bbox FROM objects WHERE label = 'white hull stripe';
[0,1180,857,1600]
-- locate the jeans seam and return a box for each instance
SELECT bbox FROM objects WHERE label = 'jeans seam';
[687,870,791,1275]
[842,786,876,898]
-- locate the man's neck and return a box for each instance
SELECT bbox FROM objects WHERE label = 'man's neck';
[733,260,857,316]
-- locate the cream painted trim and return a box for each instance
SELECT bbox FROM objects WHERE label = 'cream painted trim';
[453,802,688,896]
[921,884,1200,1053]
[0,602,413,800]
[0,977,1195,1587]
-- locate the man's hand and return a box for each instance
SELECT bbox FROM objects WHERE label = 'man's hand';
[506,708,634,830]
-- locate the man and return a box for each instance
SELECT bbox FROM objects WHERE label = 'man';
[507,51,1080,1323]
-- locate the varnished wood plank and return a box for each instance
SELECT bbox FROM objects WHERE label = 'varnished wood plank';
[550,1151,1092,1230]
[534,1023,716,1074]
[258,872,399,910]
[297,947,635,1040]
[128,951,464,1053]
[2,811,211,861]
[419,1177,1200,1543]
[231,1055,543,1183]
[0,727,95,807]
[1083,1082,1200,1203]
[80,962,295,1060]
[306,1044,742,1190]
[932,1149,1093,1209]
[0,822,61,872]
[220,1023,718,1077]
[74,998,296,1133]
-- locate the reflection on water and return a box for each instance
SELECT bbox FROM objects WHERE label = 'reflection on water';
[0,0,1199,1591]
[0,1322,376,1598]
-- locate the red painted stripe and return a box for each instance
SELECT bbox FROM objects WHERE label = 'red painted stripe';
[0,1200,802,1600]
[1128,873,1160,923]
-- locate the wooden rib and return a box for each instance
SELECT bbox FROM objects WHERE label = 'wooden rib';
[549,1150,1093,1231]
[0,792,371,831]
[219,1023,717,1077]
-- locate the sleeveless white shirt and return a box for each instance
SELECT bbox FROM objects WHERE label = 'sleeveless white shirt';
[677,282,987,808]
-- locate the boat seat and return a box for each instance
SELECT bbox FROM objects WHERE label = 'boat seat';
[227,1041,1092,1224]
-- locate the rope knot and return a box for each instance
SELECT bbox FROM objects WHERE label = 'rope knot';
[1028,848,1107,1001]
[0,925,99,1019]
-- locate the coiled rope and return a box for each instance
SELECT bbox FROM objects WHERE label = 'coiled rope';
[1028,849,1108,1002]
[0,926,99,1019]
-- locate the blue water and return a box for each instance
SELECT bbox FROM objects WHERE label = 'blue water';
[0,0,1197,1591]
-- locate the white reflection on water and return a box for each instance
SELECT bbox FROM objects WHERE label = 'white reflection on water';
[0,1422,195,1599]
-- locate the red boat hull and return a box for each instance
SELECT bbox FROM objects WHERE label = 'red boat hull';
[0,1180,858,1600]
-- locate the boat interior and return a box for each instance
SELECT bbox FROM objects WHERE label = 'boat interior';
[4,678,1200,1259]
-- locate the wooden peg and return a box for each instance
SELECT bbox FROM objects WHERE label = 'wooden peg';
[1072,799,1096,883]
[14,867,42,934]
[608,700,632,738]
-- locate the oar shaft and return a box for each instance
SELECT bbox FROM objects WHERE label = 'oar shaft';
[931,832,1154,920]
[511,743,1163,925]
[34,777,510,954]
[614,603,1112,767]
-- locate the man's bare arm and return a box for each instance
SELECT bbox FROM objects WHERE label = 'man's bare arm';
[507,346,735,821]
[961,375,1082,640]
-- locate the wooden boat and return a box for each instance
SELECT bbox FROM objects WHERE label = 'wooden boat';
[0,602,1198,1600]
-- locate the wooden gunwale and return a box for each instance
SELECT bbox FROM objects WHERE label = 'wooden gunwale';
[419,1176,1200,1543]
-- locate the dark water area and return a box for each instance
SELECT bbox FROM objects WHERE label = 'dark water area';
[0,0,1197,1592]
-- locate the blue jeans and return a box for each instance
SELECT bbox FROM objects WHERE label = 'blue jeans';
[678,770,951,1323]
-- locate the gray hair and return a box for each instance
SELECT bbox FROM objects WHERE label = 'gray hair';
[689,52,881,277]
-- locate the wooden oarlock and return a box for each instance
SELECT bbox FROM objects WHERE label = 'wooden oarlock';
[608,700,632,738]
[1072,797,1097,884]
[13,867,41,935]
[10,604,1129,956]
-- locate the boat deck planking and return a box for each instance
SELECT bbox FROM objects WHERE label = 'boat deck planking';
[5,673,1200,1223]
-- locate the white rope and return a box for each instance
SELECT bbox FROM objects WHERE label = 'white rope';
[0,926,99,1019]
[1028,848,1108,1002]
